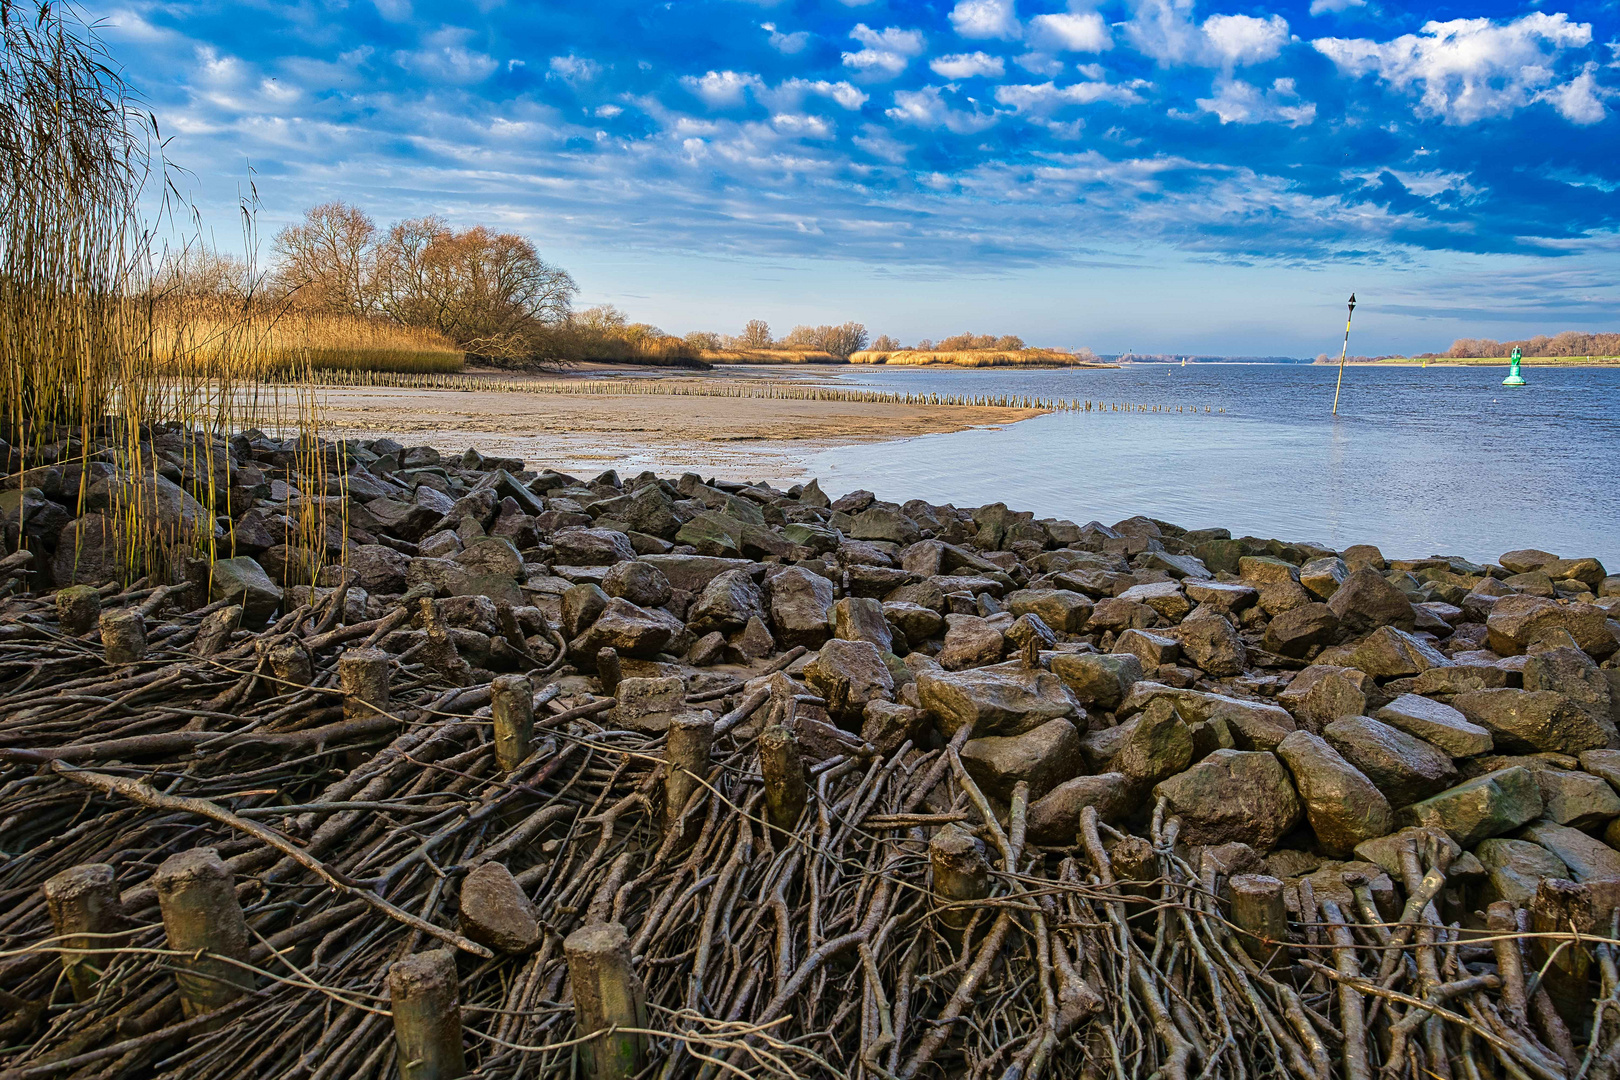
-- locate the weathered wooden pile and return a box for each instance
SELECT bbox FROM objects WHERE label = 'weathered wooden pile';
[1,423,1619,1079]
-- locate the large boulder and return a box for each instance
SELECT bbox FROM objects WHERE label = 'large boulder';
[831,597,895,652]
[1174,611,1247,676]
[1005,589,1093,633]
[609,676,686,733]
[568,598,683,658]
[454,536,522,578]
[638,554,757,594]
[938,614,1005,670]
[347,543,410,594]
[1049,652,1144,711]
[458,862,540,953]
[1401,767,1544,846]
[1476,838,1569,907]
[1111,699,1194,787]
[804,639,895,725]
[365,496,441,541]
[1027,773,1133,843]
[1518,820,1620,881]
[687,569,765,634]
[209,557,283,626]
[1262,603,1340,659]
[552,527,636,566]
[960,718,1082,801]
[1534,767,1620,828]
[769,567,835,648]
[1299,557,1349,600]
[602,560,673,608]
[1373,694,1493,758]
[1277,730,1395,856]
[1279,666,1376,732]
[1348,627,1452,678]
[1118,581,1192,622]
[1185,579,1257,614]
[1239,556,1311,615]
[51,514,129,586]
[1323,715,1458,807]
[1453,688,1612,754]
[1523,645,1616,734]
[1119,684,1296,751]
[916,667,1080,738]
[1488,594,1616,657]
[1153,750,1302,851]
[1327,568,1416,633]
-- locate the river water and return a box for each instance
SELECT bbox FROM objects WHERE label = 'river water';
[805,364,1620,569]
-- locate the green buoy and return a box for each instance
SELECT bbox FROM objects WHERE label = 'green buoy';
[1502,346,1527,387]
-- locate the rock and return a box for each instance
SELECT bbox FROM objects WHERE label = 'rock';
[1519,820,1620,881]
[1299,557,1349,600]
[1374,694,1494,757]
[1453,688,1611,754]
[687,569,765,634]
[561,582,610,639]
[569,598,683,659]
[1500,549,1559,575]
[861,700,927,757]
[365,496,441,541]
[454,536,522,578]
[1406,664,1512,695]
[1401,767,1544,846]
[1049,652,1144,711]
[1174,611,1247,676]
[1005,613,1056,654]
[851,506,921,546]
[1138,551,1212,580]
[1348,627,1452,678]
[1280,666,1376,731]
[1118,581,1192,622]
[1153,750,1302,851]
[1476,838,1570,907]
[1115,629,1180,669]
[209,557,283,626]
[1534,768,1620,828]
[1353,826,1465,880]
[804,639,895,725]
[1324,715,1458,807]
[1277,730,1395,856]
[730,615,775,660]
[1005,589,1093,633]
[1087,598,1157,632]
[458,862,539,953]
[1185,579,1257,614]
[1342,544,1386,572]
[1488,594,1616,657]
[1327,568,1416,633]
[552,527,636,566]
[769,567,835,648]
[0,487,70,550]
[1239,556,1311,615]
[610,676,686,733]
[883,601,944,643]
[638,554,756,594]
[1582,749,1620,793]
[916,667,1080,738]
[687,630,725,666]
[602,561,673,608]
[51,515,130,586]
[346,544,410,594]
[1027,773,1132,843]
[1262,603,1340,659]
[1112,699,1194,787]
[1524,645,1616,734]
[938,614,1005,670]
[831,597,895,653]
[960,718,1082,801]
[1119,684,1297,751]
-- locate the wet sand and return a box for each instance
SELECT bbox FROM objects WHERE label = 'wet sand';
[312,380,1043,485]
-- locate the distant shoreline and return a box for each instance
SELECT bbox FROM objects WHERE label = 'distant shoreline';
[1313,356,1620,368]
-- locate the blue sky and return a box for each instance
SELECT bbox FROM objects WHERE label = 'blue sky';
[98,0,1619,355]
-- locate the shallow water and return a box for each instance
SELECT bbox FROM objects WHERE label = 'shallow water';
[805,364,1620,568]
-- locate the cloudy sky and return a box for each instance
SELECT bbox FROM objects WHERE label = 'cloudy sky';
[99,0,1619,355]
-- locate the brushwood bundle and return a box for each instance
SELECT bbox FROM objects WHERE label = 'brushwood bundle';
[1,423,1619,1079]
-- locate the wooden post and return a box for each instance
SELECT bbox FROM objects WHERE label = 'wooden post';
[338,647,391,720]
[759,724,806,833]
[268,641,313,687]
[151,848,253,1018]
[929,823,989,933]
[388,949,467,1080]
[56,585,101,635]
[564,921,647,1080]
[1229,874,1289,964]
[100,608,146,664]
[490,674,535,773]
[1530,878,1594,1034]
[42,863,120,1001]
[1486,901,1529,1029]
[664,712,714,839]
[596,646,622,696]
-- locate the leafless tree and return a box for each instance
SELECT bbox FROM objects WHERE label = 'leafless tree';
[739,319,773,348]
[271,202,378,315]
[783,322,868,358]
[870,334,901,351]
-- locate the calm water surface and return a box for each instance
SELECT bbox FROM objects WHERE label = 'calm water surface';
[806,364,1620,568]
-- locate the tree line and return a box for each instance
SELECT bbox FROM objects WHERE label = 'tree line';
[1429,332,1620,359]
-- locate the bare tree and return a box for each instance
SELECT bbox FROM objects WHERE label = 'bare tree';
[739,319,773,348]
[870,334,900,351]
[783,322,868,358]
[154,245,254,299]
[271,202,378,315]
[685,331,722,351]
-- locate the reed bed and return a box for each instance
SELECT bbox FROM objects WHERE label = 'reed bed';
[296,370,1227,414]
[152,302,465,378]
[848,350,1107,368]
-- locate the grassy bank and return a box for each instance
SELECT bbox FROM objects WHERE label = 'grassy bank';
[700,348,841,364]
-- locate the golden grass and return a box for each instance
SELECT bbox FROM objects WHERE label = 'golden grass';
[154,302,465,377]
[699,348,842,364]
[1344,355,1620,367]
[848,349,1112,368]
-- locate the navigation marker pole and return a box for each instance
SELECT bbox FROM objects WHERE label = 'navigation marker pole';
[1331,293,1357,416]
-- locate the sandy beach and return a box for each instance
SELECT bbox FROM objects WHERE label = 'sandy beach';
[309,374,1043,483]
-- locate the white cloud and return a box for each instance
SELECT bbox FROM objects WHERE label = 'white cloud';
[930,51,1007,79]
[994,79,1148,111]
[762,22,811,55]
[763,78,870,111]
[548,55,600,82]
[1541,64,1607,124]
[886,86,999,132]
[949,0,1021,41]
[595,104,623,118]
[1016,52,1066,76]
[1203,15,1290,67]
[682,70,764,107]
[1314,13,1595,124]
[771,113,836,138]
[1028,12,1112,53]
[842,24,927,77]
[395,42,497,83]
[1196,77,1316,124]
[1309,0,1367,15]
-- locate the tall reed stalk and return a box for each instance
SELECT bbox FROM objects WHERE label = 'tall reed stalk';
[0,0,334,585]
